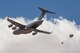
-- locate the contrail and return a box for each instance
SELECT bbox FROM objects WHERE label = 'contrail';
[0,16,80,53]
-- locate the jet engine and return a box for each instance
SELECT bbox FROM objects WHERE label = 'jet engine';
[12,26,17,30]
[8,24,13,28]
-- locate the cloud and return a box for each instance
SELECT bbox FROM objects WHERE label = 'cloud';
[0,17,80,53]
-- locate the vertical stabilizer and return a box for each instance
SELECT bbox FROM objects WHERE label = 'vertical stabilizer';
[38,7,56,20]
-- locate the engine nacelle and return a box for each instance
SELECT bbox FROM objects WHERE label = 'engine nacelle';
[12,26,17,30]
[8,24,13,28]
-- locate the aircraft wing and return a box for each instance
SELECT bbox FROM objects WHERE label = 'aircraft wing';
[34,29,52,34]
[7,18,25,28]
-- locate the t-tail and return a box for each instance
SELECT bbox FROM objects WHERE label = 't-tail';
[38,7,56,20]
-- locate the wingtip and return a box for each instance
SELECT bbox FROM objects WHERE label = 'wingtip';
[7,16,10,21]
[53,12,56,14]
[38,7,40,8]
[48,31,53,34]
[7,16,11,19]
[50,31,53,34]
[7,17,9,20]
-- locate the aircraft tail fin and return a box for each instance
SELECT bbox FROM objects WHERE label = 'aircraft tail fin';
[38,7,56,20]
[38,7,56,14]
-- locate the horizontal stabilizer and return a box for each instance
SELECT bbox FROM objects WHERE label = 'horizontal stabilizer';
[38,7,56,14]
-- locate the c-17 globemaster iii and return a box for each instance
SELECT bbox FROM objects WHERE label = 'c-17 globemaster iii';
[7,7,56,35]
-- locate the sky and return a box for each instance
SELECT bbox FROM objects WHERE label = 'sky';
[0,0,80,24]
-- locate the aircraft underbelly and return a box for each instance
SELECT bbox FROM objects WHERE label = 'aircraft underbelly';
[22,28,33,34]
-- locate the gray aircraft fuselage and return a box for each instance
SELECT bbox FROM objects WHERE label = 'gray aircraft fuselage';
[13,20,43,35]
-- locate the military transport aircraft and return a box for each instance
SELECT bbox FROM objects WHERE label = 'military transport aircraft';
[7,7,56,35]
